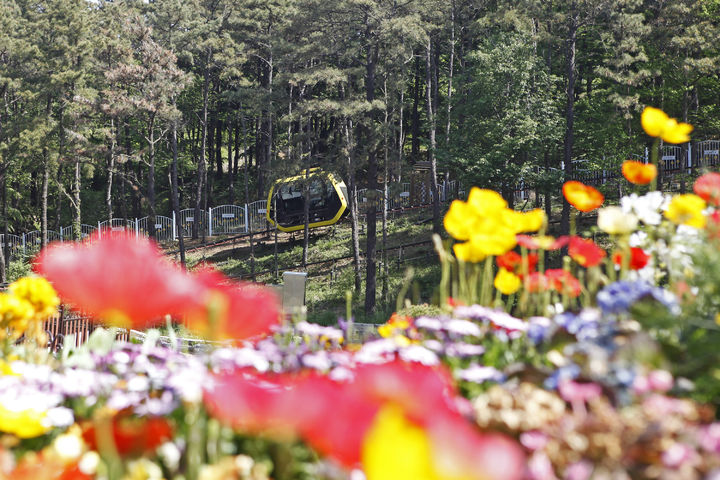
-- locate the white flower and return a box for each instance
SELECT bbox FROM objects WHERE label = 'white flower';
[621,191,669,225]
[598,206,638,234]
[398,345,439,366]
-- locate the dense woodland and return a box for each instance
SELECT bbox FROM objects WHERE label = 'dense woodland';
[1,0,720,313]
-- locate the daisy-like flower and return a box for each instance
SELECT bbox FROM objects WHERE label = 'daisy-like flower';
[621,192,670,226]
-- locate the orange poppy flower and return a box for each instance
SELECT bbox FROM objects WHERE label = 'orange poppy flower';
[562,181,604,212]
[694,172,720,207]
[622,160,657,185]
[568,236,606,267]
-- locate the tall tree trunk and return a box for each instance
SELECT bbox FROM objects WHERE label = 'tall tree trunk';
[229,119,236,205]
[257,53,273,200]
[426,38,441,234]
[445,0,455,147]
[364,43,379,316]
[302,117,311,267]
[560,4,578,236]
[411,54,421,161]
[194,49,211,241]
[0,173,7,283]
[147,116,157,239]
[171,112,186,267]
[240,104,255,280]
[215,115,223,181]
[41,96,52,247]
[382,80,390,305]
[106,117,115,225]
[345,117,362,292]
[72,157,81,240]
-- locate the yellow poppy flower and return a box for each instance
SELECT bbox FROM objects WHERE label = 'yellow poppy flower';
[0,404,49,438]
[664,194,706,228]
[9,276,60,320]
[494,268,521,295]
[641,107,693,144]
[362,404,439,480]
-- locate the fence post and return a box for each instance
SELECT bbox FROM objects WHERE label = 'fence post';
[22,233,26,255]
[687,142,692,174]
[208,207,213,236]
[172,211,177,241]
[59,227,63,242]
[244,204,249,233]
[135,219,139,238]
[98,221,102,239]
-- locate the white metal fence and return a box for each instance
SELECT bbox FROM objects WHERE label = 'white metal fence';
[2,177,461,260]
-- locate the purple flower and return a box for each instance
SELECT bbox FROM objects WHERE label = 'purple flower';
[455,364,505,383]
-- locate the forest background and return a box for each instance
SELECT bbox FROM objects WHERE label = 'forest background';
[1,0,719,315]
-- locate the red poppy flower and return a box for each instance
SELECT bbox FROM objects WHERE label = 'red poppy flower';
[34,232,196,329]
[622,160,657,185]
[496,251,538,275]
[184,268,280,341]
[545,269,582,297]
[568,236,606,267]
[562,181,604,212]
[81,415,173,457]
[613,247,650,270]
[694,172,720,207]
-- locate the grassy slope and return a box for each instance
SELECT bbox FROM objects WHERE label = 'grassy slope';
[184,209,442,325]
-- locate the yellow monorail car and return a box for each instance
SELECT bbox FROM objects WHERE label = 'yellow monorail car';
[266,168,349,233]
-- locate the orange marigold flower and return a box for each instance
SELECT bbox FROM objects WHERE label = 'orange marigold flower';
[622,160,657,185]
[694,172,720,207]
[613,247,650,270]
[562,181,604,212]
[568,236,606,268]
[641,106,693,144]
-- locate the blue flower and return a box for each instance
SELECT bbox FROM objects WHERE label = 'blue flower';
[596,280,679,315]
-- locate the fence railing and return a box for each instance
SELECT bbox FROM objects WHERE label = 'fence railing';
[1,178,460,260]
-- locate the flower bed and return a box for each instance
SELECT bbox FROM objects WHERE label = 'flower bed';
[2,107,720,479]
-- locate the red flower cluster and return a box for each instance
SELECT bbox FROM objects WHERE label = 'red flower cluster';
[694,172,720,207]
[34,232,279,339]
[567,236,606,268]
[496,251,538,276]
[81,415,173,458]
[526,269,582,298]
[204,361,524,480]
[613,247,650,270]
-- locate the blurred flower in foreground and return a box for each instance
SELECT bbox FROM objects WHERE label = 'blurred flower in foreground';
[693,172,720,207]
[81,415,173,458]
[204,361,524,480]
[184,268,280,341]
[34,233,196,328]
[622,160,657,185]
[596,280,678,315]
[494,268,521,295]
[613,247,650,270]
[8,277,59,320]
[562,181,604,212]
[664,194,707,228]
[34,233,279,339]
[568,237,606,267]
[598,206,639,235]
[641,106,693,144]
